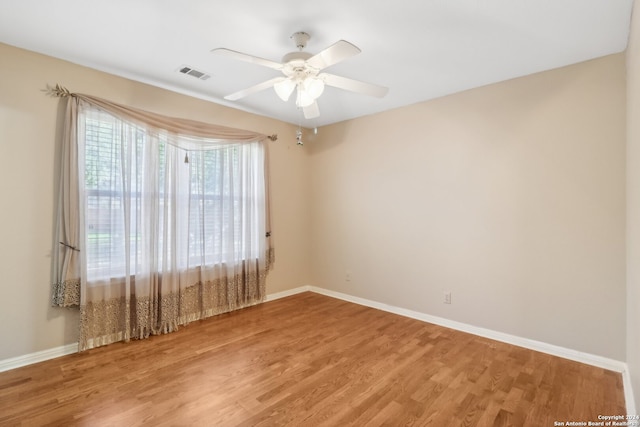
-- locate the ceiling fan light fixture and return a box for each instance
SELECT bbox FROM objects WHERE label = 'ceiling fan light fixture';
[274,78,295,101]
[295,77,324,108]
[304,77,325,99]
[296,83,316,108]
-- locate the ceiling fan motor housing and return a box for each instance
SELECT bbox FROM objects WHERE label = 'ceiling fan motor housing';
[281,51,319,80]
[282,32,317,80]
[281,51,313,64]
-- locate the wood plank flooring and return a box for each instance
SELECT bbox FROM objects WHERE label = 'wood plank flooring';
[0,292,626,426]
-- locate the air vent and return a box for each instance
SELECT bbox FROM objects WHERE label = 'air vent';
[177,65,211,81]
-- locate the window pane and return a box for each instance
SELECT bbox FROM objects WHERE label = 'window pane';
[83,113,263,281]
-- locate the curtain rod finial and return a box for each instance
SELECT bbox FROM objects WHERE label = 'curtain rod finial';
[42,84,71,98]
[267,134,278,142]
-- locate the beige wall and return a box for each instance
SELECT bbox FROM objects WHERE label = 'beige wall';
[0,42,312,360]
[310,54,627,361]
[627,0,640,411]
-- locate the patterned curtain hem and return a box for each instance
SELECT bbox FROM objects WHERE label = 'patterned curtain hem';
[78,263,270,352]
[52,279,80,307]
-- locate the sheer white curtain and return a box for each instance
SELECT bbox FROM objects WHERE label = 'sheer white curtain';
[52,92,273,351]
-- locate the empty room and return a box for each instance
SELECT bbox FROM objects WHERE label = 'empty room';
[0,0,639,425]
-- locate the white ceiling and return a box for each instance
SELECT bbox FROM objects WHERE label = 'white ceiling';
[0,0,634,127]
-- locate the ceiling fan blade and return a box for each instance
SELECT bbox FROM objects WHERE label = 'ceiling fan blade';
[224,77,285,101]
[303,101,320,119]
[211,48,283,70]
[306,40,361,70]
[321,73,389,98]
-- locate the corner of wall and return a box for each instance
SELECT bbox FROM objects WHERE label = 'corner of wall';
[627,0,640,414]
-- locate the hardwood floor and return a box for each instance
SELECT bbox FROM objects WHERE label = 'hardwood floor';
[0,292,626,426]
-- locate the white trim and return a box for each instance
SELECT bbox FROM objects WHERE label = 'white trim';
[265,285,311,302]
[623,368,637,415]
[0,343,78,373]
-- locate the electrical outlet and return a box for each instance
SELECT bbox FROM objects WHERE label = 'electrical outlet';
[444,292,452,304]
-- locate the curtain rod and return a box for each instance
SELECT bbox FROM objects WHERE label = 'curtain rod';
[42,84,278,142]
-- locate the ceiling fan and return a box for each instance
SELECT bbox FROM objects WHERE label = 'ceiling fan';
[211,32,388,119]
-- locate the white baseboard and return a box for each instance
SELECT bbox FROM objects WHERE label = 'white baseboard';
[265,285,311,302]
[0,342,78,373]
[1,285,635,414]
[308,286,636,414]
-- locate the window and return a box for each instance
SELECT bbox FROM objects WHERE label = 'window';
[81,108,267,283]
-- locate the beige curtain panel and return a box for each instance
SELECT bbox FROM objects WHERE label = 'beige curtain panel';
[50,87,274,351]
